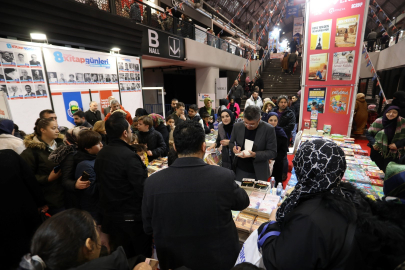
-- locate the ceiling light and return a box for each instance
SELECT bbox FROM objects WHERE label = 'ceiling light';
[111,47,121,52]
[30,33,47,40]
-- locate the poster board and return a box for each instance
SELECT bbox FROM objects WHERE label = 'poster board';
[0,38,52,132]
[117,56,143,118]
[0,91,12,119]
[197,93,215,109]
[42,46,120,127]
[300,0,368,135]
[215,78,228,100]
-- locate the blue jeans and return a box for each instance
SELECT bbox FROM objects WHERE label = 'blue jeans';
[291,123,297,146]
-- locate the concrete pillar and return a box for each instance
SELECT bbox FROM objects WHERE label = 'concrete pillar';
[196,67,219,106]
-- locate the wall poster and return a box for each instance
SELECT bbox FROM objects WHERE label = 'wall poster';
[331,51,355,80]
[308,53,328,81]
[334,15,360,48]
[307,87,326,113]
[329,86,351,114]
[310,19,332,50]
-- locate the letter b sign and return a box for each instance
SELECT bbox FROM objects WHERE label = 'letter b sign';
[148,29,159,48]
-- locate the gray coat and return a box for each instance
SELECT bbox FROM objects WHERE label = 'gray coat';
[229,121,277,181]
[229,84,244,99]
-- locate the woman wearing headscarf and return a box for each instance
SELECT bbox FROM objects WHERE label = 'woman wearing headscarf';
[227,96,240,118]
[217,99,229,119]
[367,106,405,172]
[49,126,90,209]
[259,140,358,269]
[207,109,235,169]
[262,100,276,116]
[383,91,405,118]
[199,97,215,121]
[262,112,288,186]
[149,113,169,154]
[353,93,368,135]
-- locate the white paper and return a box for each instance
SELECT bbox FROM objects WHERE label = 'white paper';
[245,139,254,151]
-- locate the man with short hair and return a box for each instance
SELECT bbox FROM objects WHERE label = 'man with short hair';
[104,99,133,124]
[17,53,25,65]
[84,101,102,126]
[188,104,204,129]
[103,96,115,116]
[24,85,35,97]
[20,70,32,81]
[59,73,67,83]
[36,85,47,96]
[276,95,296,143]
[229,80,244,106]
[167,98,178,115]
[229,105,277,181]
[143,120,249,270]
[367,29,377,52]
[1,52,14,63]
[39,109,57,121]
[95,112,152,258]
[172,102,190,126]
[30,54,41,66]
[245,90,263,109]
[73,111,93,128]
[137,115,167,161]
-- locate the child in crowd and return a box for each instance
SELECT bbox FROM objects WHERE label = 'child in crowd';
[188,104,204,128]
[130,133,148,166]
[132,143,147,163]
[131,116,139,135]
[166,115,175,147]
[201,112,214,134]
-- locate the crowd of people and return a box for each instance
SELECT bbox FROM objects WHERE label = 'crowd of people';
[2,90,405,270]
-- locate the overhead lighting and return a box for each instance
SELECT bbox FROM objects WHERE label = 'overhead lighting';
[111,47,121,52]
[283,32,285,34]
[30,33,47,40]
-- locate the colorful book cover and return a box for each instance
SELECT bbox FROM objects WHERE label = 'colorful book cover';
[248,197,263,210]
[235,213,256,231]
[323,124,331,135]
[231,211,240,221]
[311,110,318,119]
[329,86,351,114]
[251,216,270,232]
[307,87,326,113]
[304,120,311,129]
[310,119,318,129]
[311,19,332,50]
[334,15,360,48]
[308,54,328,81]
[331,51,355,81]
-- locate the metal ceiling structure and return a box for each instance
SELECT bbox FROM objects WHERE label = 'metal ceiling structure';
[367,0,405,35]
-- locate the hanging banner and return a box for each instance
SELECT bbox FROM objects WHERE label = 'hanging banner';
[293,17,304,36]
[215,78,228,100]
[0,38,52,132]
[99,90,113,116]
[43,46,120,128]
[286,1,299,19]
[117,56,143,117]
[62,91,83,125]
[301,0,368,136]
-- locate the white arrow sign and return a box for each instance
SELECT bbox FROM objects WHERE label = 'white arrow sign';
[170,41,180,55]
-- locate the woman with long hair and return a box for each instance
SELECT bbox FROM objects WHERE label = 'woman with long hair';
[21,118,65,215]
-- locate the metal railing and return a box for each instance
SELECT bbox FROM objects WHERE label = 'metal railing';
[73,0,248,57]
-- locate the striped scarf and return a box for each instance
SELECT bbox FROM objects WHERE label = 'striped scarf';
[368,116,405,159]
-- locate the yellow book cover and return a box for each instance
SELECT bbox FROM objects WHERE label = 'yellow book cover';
[335,15,360,47]
[310,19,332,50]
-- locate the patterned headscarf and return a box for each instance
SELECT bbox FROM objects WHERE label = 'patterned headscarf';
[149,113,165,127]
[276,139,347,224]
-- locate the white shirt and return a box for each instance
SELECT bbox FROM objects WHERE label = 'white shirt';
[48,140,57,150]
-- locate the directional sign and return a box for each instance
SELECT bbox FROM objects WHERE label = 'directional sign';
[141,26,185,60]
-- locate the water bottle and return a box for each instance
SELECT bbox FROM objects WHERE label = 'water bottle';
[276,183,282,196]
[270,177,275,189]
[213,121,219,131]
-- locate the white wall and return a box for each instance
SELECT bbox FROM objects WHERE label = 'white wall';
[196,67,219,105]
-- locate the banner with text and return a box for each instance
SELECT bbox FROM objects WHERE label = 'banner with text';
[0,38,52,132]
[301,0,368,135]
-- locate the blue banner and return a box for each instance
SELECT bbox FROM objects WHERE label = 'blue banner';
[62,91,83,125]
[286,1,299,19]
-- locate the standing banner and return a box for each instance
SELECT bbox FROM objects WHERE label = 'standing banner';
[0,38,52,132]
[117,56,143,117]
[215,78,228,100]
[197,93,215,109]
[43,47,120,128]
[99,90,113,116]
[300,0,368,135]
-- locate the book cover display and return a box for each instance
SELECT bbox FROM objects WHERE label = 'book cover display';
[310,19,332,50]
[329,87,352,114]
[334,15,360,48]
[308,53,328,81]
[331,51,355,81]
[307,87,326,113]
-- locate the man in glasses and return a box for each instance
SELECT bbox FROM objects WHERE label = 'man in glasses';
[229,105,277,182]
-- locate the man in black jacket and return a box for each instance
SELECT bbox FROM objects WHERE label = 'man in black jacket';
[73,111,93,128]
[142,121,249,270]
[95,112,151,258]
[229,80,244,107]
[137,115,167,161]
[84,101,102,126]
[254,75,264,99]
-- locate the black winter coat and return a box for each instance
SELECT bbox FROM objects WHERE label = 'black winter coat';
[260,182,405,270]
[199,106,215,120]
[291,99,300,124]
[95,139,147,221]
[84,110,102,126]
[137,127,167,161]
[142,157,250,270]
[272,135,288,185]
[155,123,170,155]
[277,108,296,136]
[1,149,45,269]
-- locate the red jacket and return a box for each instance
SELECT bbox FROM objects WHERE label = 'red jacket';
[104,106,133,124]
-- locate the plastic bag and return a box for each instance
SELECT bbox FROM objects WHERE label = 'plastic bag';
[235,230,264,267]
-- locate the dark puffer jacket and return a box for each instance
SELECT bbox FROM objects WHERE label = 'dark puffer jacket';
[291,99,300,124]
[277,107,296,136]
[154,122,169,155]
[138,127,167,161]
[20,133,65,209]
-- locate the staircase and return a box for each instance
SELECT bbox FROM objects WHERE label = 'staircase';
[241,56,302,109]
